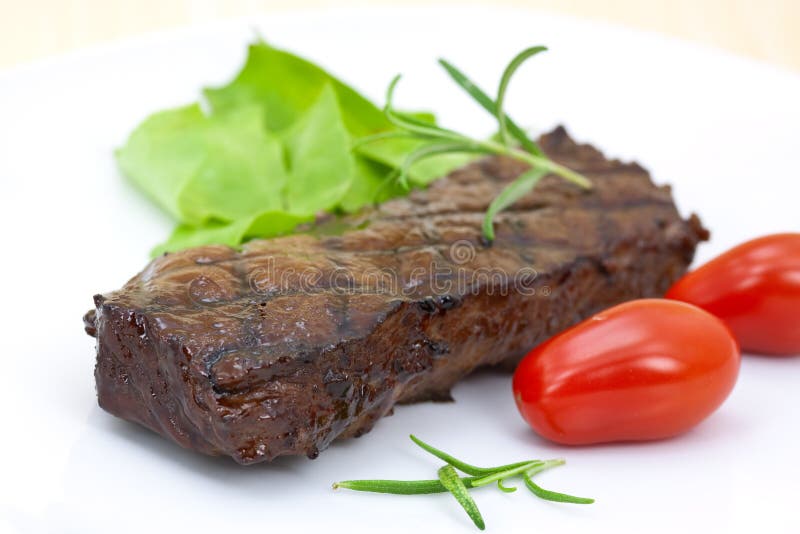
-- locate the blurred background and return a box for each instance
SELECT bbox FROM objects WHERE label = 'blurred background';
[1,0,798,72]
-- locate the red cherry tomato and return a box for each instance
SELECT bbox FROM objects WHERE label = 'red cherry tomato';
[666,233,800,356]
[513,299,740,445]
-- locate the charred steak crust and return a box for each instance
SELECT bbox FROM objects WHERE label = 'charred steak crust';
[85,127,707,464]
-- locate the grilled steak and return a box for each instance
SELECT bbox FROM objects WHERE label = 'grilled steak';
[85,127,707,464]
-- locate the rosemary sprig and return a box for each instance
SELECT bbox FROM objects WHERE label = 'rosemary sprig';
[333,436,593,530]
[358,46,591,243]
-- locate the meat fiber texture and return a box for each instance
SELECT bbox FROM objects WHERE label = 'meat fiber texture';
[84,127,707,464]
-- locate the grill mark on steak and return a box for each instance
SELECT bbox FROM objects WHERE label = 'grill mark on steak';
[85,127,708,464]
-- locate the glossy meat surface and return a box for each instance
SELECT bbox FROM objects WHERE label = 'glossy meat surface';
[85,127,707,463]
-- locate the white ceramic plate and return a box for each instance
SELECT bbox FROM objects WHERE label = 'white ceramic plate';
[2,6,799,533]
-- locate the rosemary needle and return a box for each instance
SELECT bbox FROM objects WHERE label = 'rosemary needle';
[523,473,595,504]
[439,465,486,530]
[333,476,479,494]
[522,463,595,504]
[409,434,531,476]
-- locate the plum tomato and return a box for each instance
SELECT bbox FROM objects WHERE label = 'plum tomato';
[666,233,800,355]
[512,299,740,445]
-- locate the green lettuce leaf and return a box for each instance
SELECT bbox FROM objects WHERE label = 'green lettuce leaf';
[339,156,404,213]
[117,40,474,256]
[152,211,313,256]
[281,83,353,213]
[203,41,471,186]
[204,40,387,137]
[116,103,287,224]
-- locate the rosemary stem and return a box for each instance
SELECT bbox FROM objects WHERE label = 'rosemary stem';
[480,139,592,189]
[470,460,544,487]
[525,458,566,475]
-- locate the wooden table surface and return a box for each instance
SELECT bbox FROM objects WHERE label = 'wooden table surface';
[2,0,798,71]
